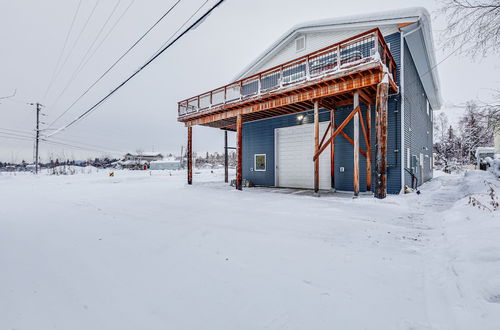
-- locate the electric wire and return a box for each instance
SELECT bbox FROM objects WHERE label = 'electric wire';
[48,0,224,137]
[49,0,123,111]
[47,0,182,127]
[47,0,101,101]
[43,0,83,100]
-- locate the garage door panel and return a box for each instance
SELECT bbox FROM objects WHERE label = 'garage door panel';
[276,122,331,190]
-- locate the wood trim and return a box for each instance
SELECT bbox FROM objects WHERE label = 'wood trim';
[313,106,360,161]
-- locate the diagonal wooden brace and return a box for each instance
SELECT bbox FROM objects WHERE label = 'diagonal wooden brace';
[313,106,360,161]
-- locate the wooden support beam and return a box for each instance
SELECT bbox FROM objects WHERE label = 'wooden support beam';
[330,109,335,191]
[357,88,374,105]
[353,92,360,197]
[313,106,359,161]
[187,126,192,185]
[366,104,372,191]
[334,124,367,158]
[236,114,242,190]
[318,122,332,150]
[375,76,389,199]
[358,107,370,149]
[314,100,320,194]
[224,130,228,183]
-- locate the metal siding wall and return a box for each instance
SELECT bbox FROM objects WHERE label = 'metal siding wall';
[385,32,402,194]
[241,32,403,194]
[403,41,433,187]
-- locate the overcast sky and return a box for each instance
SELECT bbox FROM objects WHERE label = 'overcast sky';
[0,0,498,162]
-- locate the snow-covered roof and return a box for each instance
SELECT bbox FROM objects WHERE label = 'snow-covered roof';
[124,152,163,157]
[235,7,442,109]
[150,158,179,164]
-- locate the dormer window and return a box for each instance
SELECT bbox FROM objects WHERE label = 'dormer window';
[295,36,305,52]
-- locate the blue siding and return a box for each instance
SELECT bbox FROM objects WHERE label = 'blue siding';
[403,41,433,187]
[242,32,403,194]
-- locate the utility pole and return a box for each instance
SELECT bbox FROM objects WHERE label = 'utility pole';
[31,102,43,174]
[35,103,41,174]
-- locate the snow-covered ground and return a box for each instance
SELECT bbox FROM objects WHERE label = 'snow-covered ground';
[0,168,499,330]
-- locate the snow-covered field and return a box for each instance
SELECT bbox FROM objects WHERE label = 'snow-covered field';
[1,168,499,330]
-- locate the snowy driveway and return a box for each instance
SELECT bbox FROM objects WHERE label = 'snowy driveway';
[1,169,499,330]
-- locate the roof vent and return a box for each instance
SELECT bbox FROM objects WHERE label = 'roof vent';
[295,36,305,52]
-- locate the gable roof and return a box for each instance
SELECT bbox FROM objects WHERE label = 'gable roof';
[235,7,442,109]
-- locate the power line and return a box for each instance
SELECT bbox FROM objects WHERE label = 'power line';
[49,0,123,110]
[0,127,34,135]
[78,0,136,76]
[150,0,210,59]
[42,138,124,155]
[0,89,17,100]
[47,0,101,101]
[0,130,124,155]
[43,0,83,100]
[48,0,182,127]
[48,0,224,137]
[0,133,34,142]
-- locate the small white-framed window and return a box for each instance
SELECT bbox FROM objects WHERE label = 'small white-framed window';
[426,100,430,116]
[295,36,305,52]
[254,154,266,171]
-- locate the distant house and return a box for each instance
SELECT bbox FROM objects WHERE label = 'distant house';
[177,8,441,198]
[476,147,495,170]
[149,158,181,170]
[123,152,163,162]
[119,152,164,170]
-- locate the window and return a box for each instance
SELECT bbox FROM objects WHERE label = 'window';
[295,36,305,52]
[406,148,410,168]
[254,154,266,171]
[427,100,430,116]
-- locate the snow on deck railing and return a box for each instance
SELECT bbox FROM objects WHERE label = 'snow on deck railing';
[178,28,396,117]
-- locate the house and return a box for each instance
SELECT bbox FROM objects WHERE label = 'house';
[120,152,163,170]
[149,158,181,170]
[123,152,163,162]
[177,8,441,198]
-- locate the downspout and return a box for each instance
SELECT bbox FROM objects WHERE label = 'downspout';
[399,23,421,193]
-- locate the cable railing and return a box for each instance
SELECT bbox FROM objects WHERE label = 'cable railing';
[178,28,396,117]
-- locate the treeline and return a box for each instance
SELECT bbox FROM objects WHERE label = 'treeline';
[434,101,498,170]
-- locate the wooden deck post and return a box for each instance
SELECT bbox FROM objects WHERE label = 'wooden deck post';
[353,92,360,197]
[187,126,192,185]
[236,114,242,190]
[330,108,335,191]
[224,130,228,183]
[314,100,320,194]
[375,76,389,199]
[366,103,372,191]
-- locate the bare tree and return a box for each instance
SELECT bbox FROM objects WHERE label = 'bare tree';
[434,112,449,142]
[439,0,500,57]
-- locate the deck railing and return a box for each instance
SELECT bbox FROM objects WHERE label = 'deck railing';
[178,28,396,117]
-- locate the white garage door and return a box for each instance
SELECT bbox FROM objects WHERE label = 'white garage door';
[275,122,332,190]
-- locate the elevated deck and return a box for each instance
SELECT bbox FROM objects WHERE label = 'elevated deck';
[177,28,398,130]
[178,28,398,198]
